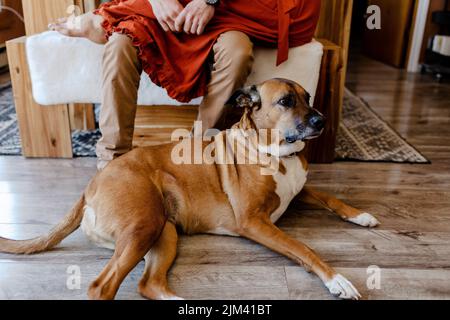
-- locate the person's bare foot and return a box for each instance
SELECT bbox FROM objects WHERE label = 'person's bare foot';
[48,11,106,44]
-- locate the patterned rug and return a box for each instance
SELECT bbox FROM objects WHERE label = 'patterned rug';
[335,89,429,163]
[0,82,429,163]
[0,82,101,157]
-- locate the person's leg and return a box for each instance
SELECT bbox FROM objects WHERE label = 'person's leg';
[197,31,254,132]
[96,33,142,170]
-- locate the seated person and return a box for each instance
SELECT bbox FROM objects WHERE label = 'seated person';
[49,0,321,169]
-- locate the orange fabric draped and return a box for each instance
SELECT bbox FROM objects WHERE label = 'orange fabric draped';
[95,0,321,102]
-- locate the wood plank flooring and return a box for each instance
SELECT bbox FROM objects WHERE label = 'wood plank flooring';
[1,55,450,300]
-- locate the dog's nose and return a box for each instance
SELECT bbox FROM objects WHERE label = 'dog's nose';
[308,113,325,131]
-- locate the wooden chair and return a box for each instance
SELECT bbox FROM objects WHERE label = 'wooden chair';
[6,0,352,163]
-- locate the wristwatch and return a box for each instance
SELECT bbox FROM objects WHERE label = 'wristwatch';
[205,0,220,6]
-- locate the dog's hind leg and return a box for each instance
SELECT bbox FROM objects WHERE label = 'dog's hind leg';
[87,219,166,300]
[138,221,182,300]
[297,187,379,228]
[87,189,167,300]
[87,218,166,299]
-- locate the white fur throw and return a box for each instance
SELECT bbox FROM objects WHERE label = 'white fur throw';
[26,31,323,106]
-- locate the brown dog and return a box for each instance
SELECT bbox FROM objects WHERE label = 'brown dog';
[0,79,378,300]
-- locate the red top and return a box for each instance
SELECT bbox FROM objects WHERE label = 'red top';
[95,0,321,102]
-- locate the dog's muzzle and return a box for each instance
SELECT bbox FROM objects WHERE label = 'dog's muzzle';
[285,110,326,143]
[307,112,325,132]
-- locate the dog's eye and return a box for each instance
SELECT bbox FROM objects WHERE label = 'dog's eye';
[278,96,294,108]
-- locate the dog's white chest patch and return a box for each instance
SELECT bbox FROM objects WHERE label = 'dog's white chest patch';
[271,156,308,223]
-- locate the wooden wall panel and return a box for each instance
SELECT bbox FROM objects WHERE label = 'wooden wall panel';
[22,0,75,35]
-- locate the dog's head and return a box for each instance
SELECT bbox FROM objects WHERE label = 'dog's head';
[227,78,325,145]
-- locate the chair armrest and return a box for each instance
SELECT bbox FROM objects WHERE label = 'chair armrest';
[316,38,341,52]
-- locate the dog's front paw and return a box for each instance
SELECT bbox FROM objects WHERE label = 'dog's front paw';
[348,212,379,228]
[325,274,362,300]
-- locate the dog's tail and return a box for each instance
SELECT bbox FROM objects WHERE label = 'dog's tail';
[0,195,85,254]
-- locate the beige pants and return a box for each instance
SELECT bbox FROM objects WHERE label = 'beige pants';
[96,31,254,168]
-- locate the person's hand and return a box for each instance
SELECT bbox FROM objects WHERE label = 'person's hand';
[150,0,184,32]
[175,0,215,35]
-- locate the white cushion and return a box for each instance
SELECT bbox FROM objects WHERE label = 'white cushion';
[26,31,323,106]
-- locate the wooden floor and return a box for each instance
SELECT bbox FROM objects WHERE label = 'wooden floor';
[1,55,450,300]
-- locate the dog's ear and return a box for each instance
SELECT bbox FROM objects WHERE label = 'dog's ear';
[226,85,261,109]
[304,91,312,107]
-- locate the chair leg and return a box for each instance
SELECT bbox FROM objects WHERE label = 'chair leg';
[69,103,96,131]
[305,40,343,163]
[6,37,73,158]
